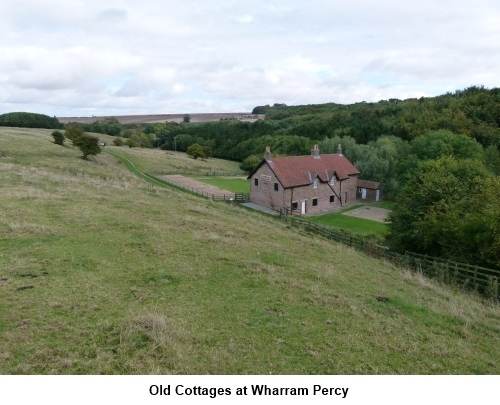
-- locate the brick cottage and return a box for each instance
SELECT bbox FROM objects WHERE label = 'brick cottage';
[247,144,360,215]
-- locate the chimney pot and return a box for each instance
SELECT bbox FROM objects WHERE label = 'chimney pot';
[311,144,320,157]
[264,146,271,160]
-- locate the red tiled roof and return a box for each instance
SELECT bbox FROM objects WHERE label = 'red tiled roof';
[357,179,381,189]
[263,154,359,188]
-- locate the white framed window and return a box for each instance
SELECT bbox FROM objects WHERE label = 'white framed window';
[313,178,318,188]
[330,176,335,185]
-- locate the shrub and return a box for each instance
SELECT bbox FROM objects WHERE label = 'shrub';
[113,138,125,146]
[125,139,140,148]
[52,130,65,145]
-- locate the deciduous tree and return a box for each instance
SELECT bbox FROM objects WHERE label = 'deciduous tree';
[73,134,101,159]
[187,143,205,159]
[387,157,497,267]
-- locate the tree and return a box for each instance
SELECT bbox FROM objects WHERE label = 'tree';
[484,145,500,175]
[240,154,263,171]
[64,123,85,141]
[386,157,497,267]
[187,143,205,159]
[73,134,101,159]
[410,130,483,162]
[183,114,191,123]
[52,130,65,145]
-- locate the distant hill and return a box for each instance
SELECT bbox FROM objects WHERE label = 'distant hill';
[58,112,264,125]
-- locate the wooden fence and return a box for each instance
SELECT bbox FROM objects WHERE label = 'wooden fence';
[154,169,248,177]
[148,173,249,202]
[212,193,249,202]
[281,214,499,301]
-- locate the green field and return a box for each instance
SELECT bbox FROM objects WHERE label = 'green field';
[1,127,499,374]
[190,176,250,193]
[308,205,388,237]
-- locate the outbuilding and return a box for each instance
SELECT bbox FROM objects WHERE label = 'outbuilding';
[356,179,382,202]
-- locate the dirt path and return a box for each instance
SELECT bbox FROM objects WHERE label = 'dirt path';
[160,175,234,195]
[342,206,390,222]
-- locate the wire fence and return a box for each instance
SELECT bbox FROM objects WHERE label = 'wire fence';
[281,214,499,302]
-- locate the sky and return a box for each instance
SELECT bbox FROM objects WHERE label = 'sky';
[1,0,499,117]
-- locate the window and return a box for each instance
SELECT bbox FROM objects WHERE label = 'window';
[330,176,335,185]
[292,201,298,210]
[312,198,318,207]
[254,178,259,186]
[274,182,279,191]
[313,178,318,188]
[330,195,335,203]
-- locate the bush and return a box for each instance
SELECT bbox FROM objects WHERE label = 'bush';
[113,138,125,146]
[52,130,65,145]
[125,139,140,148]
[73,134,101,159]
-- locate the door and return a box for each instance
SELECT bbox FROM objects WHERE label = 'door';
[301,200,306,214]
[361,188,367,200]
[375,190,380,202]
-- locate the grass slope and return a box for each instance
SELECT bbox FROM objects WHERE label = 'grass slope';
[1,127,499,375]
[97,136,242,174]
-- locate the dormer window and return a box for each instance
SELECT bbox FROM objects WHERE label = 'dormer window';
[330,176,335,185]
[313,178,318,188]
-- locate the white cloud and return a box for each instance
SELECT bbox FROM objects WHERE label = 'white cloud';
[236,15,253,23]
[0,0,499,116]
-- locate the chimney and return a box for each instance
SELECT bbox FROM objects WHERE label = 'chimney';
[311,144,320,158]
[337,143,343,155]
[264,146,271,160]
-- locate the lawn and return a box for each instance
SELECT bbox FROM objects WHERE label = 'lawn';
[1,127,499,375]
[190,176,250,193]
[307,205,388,237]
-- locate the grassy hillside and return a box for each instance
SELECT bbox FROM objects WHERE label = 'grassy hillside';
[1,127,499,374]
[97,133,242,174]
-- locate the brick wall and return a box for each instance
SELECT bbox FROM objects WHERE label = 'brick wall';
[249,163,286,210]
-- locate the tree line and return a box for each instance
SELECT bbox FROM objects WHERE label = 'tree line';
[0,112,62,129]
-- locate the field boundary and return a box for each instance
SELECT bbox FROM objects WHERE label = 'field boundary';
[281,214,499,301]
[105,150,250,202]
[155,169,248,176]
[152,173,249,202]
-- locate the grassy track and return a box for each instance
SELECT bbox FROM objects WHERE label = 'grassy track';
[1,127,499,375]
[103,149,183,190]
